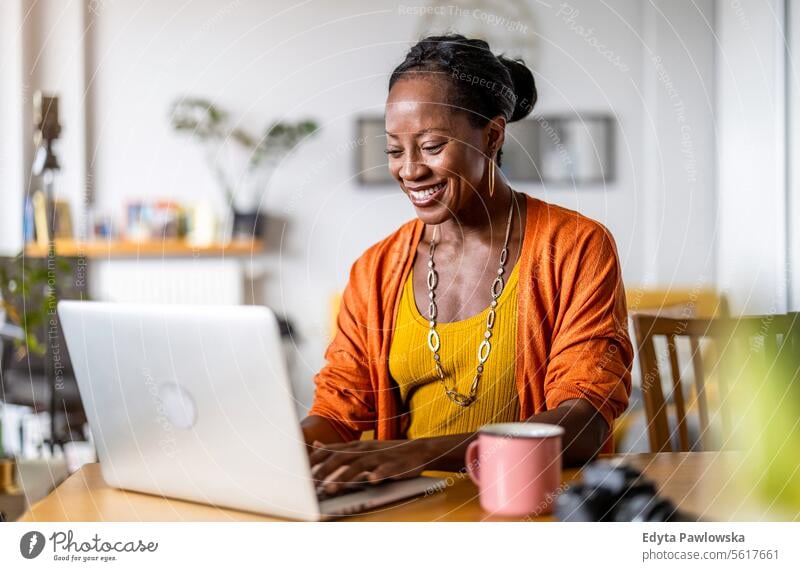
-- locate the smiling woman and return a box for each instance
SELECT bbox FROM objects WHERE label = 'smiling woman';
[301,34,633,495]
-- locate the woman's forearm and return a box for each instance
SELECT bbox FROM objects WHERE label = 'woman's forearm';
[303,398,608,488]
[419,398,608,472]
[419,432,478,472]
[520,398,608,466]
[300,415,346,447]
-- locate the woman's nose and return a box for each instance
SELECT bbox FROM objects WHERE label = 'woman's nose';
[399,159,428,181]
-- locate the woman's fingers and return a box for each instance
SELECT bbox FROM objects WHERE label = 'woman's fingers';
[309,441,356,466]
[317,464,351,492]
[318,459,376,493]
[310,446,368,483]
[313,440,355,451]
[308,440,420,490]
[323,460,412,493]
[308,445,332,467]
[369,461,421,482]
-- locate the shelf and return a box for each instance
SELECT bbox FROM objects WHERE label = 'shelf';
[24,239,264,259]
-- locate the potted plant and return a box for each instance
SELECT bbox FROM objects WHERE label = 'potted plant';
[0,254,72,462]
[0,255,69,361]
[169,97,318,239]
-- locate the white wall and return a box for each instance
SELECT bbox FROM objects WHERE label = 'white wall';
[3,0,721,408]
[789,0,800,311]
[515,0,646,282]
[0,0,25,256]
[0,0,88,255]
[716,0,789,314]
[641,0,717,287]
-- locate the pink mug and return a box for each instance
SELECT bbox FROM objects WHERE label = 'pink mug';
[465,422,564,517]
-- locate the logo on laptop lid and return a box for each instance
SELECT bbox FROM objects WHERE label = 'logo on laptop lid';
[157,383,197,429]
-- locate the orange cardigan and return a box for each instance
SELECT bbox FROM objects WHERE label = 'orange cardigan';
[308,195,633,452]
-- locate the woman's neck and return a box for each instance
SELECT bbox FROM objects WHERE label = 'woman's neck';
[434,180,518,246]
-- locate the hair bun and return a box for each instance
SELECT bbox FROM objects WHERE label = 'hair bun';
[498,55,537,121]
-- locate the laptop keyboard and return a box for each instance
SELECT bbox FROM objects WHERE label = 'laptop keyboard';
[315,482,369,501]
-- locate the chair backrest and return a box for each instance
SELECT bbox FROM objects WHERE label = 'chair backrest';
[626,287,730,319]
[632,312,800,453]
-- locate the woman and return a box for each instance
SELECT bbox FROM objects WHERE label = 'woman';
[303,35,633,493]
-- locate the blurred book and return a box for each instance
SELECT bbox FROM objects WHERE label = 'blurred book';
[31,191,74,245]
[187,201,217,246]
[126,200,186,241]
[31,191,48,247]
[52,200,73,239]
[23,196,35,243]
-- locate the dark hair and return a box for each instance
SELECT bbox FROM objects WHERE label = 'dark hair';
[389,34,537,166]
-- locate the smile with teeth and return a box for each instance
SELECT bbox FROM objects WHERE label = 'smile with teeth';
[409,181,447,201]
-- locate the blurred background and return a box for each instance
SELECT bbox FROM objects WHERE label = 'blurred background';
[0,0,798,516]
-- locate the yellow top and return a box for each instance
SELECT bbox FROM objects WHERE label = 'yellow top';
[388,261,521,438]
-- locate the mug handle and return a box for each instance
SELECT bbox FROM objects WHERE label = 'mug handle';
[465,440,480,486]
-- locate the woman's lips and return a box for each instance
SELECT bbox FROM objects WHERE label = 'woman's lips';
[407,181,447,207]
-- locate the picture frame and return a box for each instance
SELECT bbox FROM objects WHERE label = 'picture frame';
[500,119,541,182]
[534,114,615,186]
[355,116,394,185]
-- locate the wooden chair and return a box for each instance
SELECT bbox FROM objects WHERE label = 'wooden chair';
[626,287,730,319]
[632,312,800,453]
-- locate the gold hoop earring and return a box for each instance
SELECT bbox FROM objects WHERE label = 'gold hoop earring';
[489,157,496,198]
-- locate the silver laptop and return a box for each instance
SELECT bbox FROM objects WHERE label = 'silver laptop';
[58,301,445,521]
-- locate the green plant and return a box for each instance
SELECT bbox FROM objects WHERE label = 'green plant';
[169,97,318,210]
[0,254,70,359]
[731,347,800,513]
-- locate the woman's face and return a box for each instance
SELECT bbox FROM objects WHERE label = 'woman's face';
[385,76,499,225]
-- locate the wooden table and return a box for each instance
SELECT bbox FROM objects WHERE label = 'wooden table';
[20,451,776,522]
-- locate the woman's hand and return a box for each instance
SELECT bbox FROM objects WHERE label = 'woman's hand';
[308,439,435,494]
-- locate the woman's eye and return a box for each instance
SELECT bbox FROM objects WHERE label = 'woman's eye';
[384,149,402,157]
[422,143,446,153]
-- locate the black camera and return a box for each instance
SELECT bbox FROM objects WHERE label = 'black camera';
[556,461,697,522]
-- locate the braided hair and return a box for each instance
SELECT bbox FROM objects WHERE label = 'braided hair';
[389,34,537,166]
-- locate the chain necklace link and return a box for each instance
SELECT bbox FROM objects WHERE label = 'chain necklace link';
[426,193,517,407]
